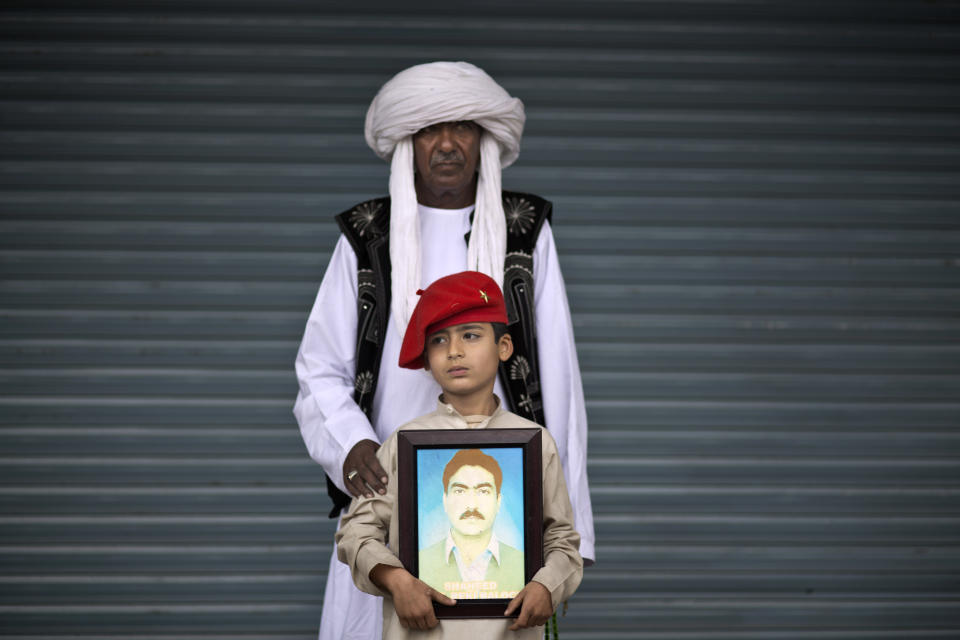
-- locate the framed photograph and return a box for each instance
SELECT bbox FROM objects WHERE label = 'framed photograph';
[397,428,543,618]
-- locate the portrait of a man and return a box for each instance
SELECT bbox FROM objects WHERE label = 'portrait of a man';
[417,448,525,600]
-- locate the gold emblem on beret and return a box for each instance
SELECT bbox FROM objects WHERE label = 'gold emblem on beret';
[479,289,489,303]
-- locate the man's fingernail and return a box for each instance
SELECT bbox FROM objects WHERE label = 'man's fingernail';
[381,476,388,482]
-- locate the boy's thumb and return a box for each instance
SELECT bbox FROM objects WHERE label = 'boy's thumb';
[504,590,524,616]
[430,588,456,606]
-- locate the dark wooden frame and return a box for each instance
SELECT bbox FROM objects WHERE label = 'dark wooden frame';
[397,428,543,618]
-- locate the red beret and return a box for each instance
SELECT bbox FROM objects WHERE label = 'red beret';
[398,271,508,370]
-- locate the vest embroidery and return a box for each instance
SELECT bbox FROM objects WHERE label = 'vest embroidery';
[504,196,537,235]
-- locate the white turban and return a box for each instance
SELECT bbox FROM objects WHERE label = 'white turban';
[364,61,526,336]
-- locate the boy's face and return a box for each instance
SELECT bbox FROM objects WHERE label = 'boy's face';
[423,322,512,400]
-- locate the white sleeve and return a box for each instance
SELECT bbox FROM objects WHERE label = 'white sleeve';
[533,220,597,563]
[293,235,380,494]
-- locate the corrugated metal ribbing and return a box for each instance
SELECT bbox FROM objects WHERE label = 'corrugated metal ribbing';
[2,1,959,637]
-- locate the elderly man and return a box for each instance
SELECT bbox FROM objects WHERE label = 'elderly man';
[293,61,594,640]
[419,449,524,599]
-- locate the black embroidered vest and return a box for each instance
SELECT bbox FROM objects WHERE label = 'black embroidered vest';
[326,191,552,517]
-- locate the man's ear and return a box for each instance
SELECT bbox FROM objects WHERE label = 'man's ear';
[497,333,514,362]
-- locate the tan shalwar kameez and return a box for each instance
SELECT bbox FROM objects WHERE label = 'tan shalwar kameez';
[336,399,583,640]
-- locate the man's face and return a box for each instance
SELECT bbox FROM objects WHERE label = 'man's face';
[412,121,482,199]
[443,463,501,538]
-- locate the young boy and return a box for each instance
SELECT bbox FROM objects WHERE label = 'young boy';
[335,271,583,639]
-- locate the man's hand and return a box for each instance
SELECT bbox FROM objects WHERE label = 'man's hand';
[343,439,388,498]
[504,581,553,630]
[371,565,456,631]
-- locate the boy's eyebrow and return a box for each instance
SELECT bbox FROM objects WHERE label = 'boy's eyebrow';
[427,323,486,340]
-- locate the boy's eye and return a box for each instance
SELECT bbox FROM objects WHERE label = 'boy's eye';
[463,332,480,340]
[429,335,446,345]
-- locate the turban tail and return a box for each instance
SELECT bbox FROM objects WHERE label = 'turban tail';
[366,61,524,335]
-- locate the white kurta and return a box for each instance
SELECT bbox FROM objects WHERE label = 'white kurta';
[293,204,594,640]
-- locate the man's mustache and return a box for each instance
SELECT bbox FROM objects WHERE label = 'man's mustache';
[432,151,464,166]
[459,508,484,520]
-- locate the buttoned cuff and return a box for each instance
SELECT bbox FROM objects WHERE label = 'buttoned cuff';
[356,542,405,597]
[531,565,567,609]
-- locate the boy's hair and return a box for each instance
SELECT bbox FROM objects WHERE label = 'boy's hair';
[442,449,503,495]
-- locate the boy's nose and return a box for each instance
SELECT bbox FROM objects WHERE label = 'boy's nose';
[446,338,463,359]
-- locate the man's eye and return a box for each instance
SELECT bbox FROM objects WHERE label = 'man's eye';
[453,488,464,495]
[478,488,490,495]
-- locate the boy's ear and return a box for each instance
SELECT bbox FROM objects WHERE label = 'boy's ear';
[422,352,431,371]
[497,333,514,362]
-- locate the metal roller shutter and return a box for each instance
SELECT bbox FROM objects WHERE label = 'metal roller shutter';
[2,1,959,637]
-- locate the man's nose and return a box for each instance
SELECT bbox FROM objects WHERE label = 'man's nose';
[436,125,456,150]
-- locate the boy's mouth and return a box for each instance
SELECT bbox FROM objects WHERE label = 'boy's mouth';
[446,366,469,376]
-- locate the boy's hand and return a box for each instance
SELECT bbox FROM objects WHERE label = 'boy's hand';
[504,581,553,630]
[343,439,388,498]
[371,565,456,631]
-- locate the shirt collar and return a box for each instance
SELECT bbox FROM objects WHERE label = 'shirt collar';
[435,394,503,427]
[444,529,502,566]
